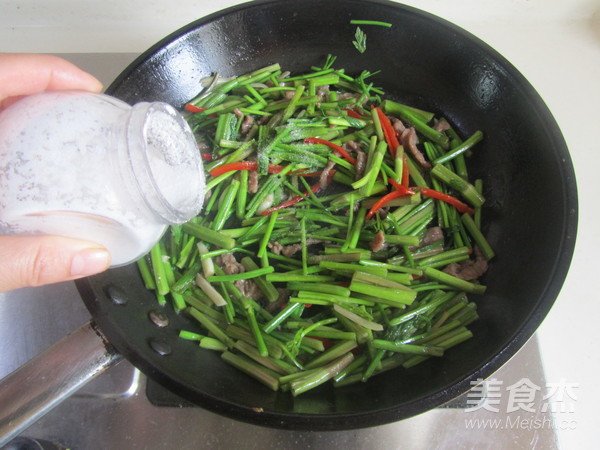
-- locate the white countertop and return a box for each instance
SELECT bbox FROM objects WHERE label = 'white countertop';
[1,1,598,448]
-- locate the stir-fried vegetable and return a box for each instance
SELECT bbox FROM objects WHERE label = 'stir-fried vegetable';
[137,55,493,396]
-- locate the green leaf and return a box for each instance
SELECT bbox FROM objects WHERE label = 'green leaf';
[352,27,367,54]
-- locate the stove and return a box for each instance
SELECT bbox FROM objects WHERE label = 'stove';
[0,54,559,450]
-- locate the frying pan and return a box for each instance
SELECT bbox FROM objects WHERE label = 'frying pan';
[0,0,577,439]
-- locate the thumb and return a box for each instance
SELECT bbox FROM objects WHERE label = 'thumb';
[0,235,111,292]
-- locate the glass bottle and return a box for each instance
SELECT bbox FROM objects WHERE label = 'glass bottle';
[0,91,205,266]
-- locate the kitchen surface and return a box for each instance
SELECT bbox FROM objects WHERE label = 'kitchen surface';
[0,1,598,449]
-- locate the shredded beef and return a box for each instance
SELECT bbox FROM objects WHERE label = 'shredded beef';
[376,209,388,220]
[409,226,444,251]
[235,279,263,301]
[337,92,360,101]
[422,226,444,246]
[248,170,259,194]
[240,114,255,135]
[281,243,304,258]
[391,117,406,134]
[317,85,330,101]
[354,150,367,180]
[401,127,431,169]
[267,241,283,255]
[343,140,362,153]
[269,239,325,257]
[319,160,336,189]
[216,253,263,300]
[433,118,451,132]
[370,230,386,252]
[443,247,489,281]
[219,253,245,275]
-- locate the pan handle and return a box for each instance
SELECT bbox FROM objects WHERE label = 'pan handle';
[0,321,122,445]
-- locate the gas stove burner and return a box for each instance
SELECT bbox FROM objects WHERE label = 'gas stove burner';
[1,437,67,450]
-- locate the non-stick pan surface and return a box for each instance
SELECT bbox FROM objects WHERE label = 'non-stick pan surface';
[76,0,577,430]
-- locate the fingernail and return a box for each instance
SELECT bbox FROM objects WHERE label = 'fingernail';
[70,248,111,277]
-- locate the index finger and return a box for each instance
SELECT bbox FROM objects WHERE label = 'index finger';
[0,53,103,108]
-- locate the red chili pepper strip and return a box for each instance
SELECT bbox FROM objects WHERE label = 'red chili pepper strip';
[416,187,475,215]
[184,104,206,113]
[388,179,416,196]
[261,181,322,215]
[375,107,400,158]
[295,170,323,177]
[201,153,213,161]
[304,137,357,165]
[401,154,410,187]
[267,164,290,174]
[209,161,288,178]
[344,108,363,120]
[365,189,412,220]
[210,161,258,177]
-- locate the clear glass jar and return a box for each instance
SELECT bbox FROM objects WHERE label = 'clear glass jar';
[0,91,205,266]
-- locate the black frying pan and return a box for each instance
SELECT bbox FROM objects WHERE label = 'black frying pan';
[27,0,582,431]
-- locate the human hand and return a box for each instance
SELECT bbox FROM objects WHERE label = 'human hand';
[0,53,111,292]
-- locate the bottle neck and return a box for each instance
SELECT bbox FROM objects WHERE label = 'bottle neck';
[125,102,205,224]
